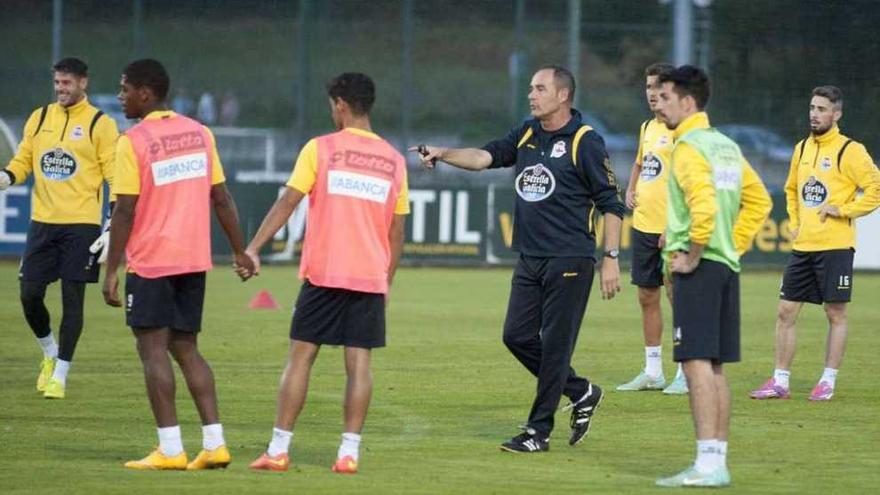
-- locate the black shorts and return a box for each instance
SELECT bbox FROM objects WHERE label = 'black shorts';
[125,272,206,332]
[630,228,664,288]
[671,259,740,363]
[780,249,854,304]
[290,280,385,349]
[19,221,101,283]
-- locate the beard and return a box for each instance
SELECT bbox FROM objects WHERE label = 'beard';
[811,121,833,135]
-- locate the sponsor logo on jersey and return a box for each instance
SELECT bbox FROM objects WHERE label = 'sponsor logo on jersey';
[820,156,832,171]
[70,125,84,141]
[332,150,397,178]
[40,147,78,181]
[515,163,556,202]
[713,167,742,191]
[151,152,209,186]
[327,170,391,204]
[550,140,567,158]
[639,151,664,181]
[160,131,205,154]
[658,135,670,146]
[802,175,828,207]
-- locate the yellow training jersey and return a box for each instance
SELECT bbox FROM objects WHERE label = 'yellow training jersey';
[632,117,674,234]
[785,126,880,252]
[287,127,410,214]
[5,97,119,225]
[112,111,226,195]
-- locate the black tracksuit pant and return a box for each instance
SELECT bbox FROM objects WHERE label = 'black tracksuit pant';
[502,254,595,438]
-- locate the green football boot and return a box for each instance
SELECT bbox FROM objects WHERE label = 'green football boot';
[616,371,666,391]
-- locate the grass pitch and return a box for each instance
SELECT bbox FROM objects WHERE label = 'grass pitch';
[1,262,878,494]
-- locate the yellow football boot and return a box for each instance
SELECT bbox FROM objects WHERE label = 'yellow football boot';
[36,357,55,392]
[186,445,231,470]
[42,377,65,399]
[124,449,188,470]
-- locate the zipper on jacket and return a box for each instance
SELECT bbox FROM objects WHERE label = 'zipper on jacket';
[60,108,70,142]
[811,141,820,169]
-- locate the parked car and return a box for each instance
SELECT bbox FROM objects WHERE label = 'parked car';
[581,111,637,153]
[716,124,793,190]
[716,124,793,163]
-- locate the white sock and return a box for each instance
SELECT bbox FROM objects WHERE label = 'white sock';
[773,368,791,388]
[37,334,58,359]
[267,427,292,457]
[645,346,662,378]
[674,363,685,379]
[820,368,838,388]
[338,432,361,461]
[202,423,225,451]
[694,439,718,473]
[52,359,70,386]
[157,426,184,457]
[716,440,728,469]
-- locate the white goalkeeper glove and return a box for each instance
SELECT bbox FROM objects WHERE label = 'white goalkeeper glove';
[89,218,111,264]
[0,170,12,191]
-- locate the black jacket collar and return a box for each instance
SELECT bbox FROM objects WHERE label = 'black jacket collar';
[526,109,583,138]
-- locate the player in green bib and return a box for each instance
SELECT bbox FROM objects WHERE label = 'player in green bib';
[654,66,772,488]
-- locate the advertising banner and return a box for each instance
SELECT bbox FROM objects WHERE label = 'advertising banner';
[4,181,879,269]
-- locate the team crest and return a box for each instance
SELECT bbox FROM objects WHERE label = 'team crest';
[550,140,567,158]
[515,163,556,202]
[70,125,84,141]
[820,156,832,171]
[802,175,828,207]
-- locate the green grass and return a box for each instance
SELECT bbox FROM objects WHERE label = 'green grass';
[1,263,878,493]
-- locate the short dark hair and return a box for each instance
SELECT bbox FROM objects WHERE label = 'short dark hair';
[326,73,375,115]
[658,65,710,110]
[812,85,843,110]
[123,59,170,100]
[644,62,675,79]
[538,64,576,104]
[53,57,88,77]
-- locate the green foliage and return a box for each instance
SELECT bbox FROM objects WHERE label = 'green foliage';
[3,0,878,154]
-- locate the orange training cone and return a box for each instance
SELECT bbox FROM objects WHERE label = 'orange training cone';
[249,289,281,310]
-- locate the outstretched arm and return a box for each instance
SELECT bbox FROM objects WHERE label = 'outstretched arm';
[410,123,525,171]
[409,145,493,171]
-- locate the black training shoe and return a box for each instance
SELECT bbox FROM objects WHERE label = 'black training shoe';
[500,427,549,453]
[566,383,604,446]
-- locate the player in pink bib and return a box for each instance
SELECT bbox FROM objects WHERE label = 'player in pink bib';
[102,59,254,471]
[245,73,409,474]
